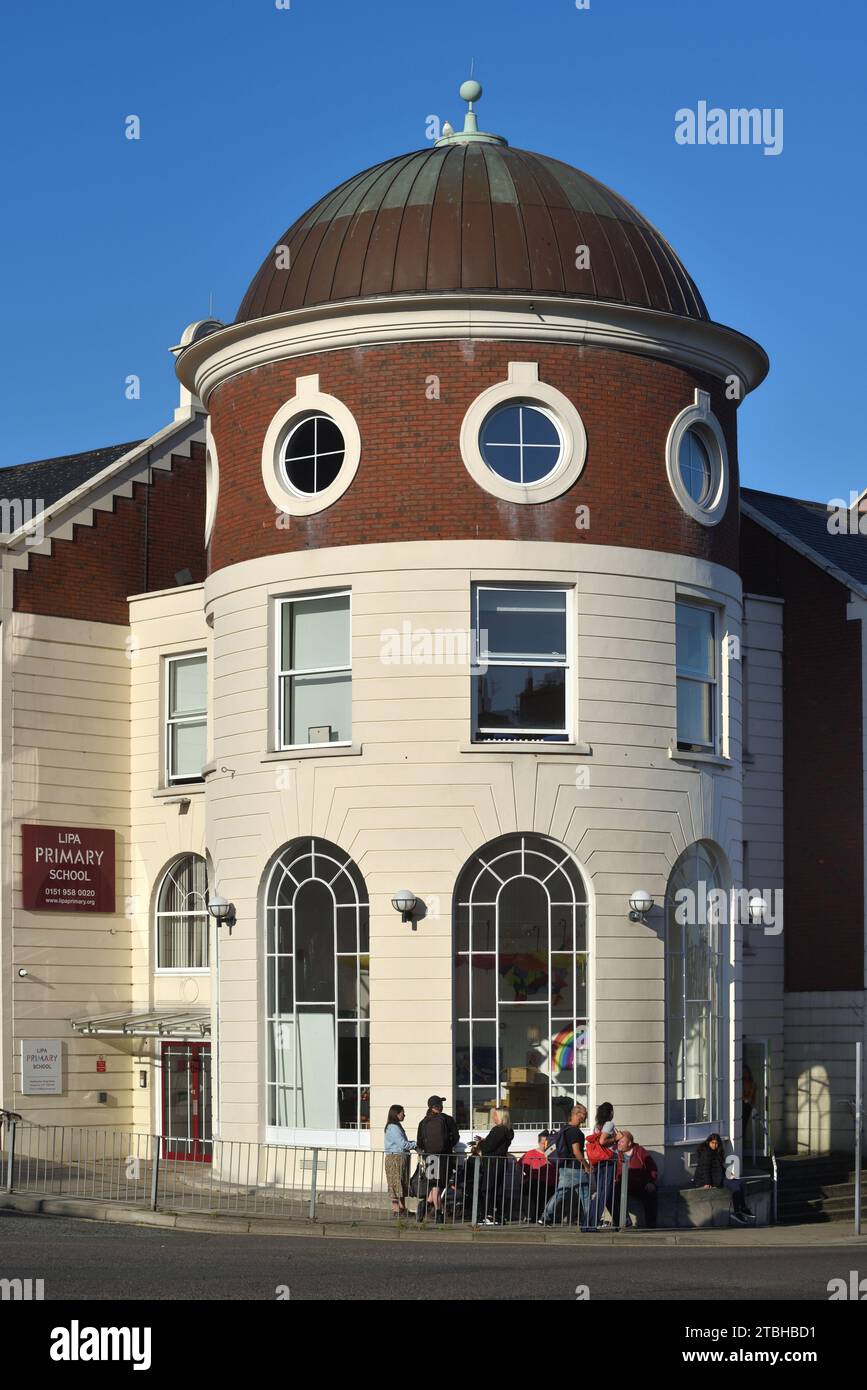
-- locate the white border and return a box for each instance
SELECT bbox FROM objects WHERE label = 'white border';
[261,374,361,517]
[176,294,769,408]
[460,363,587,504]
[665,389,730,526]
[204,417,218,546]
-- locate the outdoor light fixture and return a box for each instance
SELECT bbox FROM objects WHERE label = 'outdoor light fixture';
[749,895,767,925]
[207,895,236,927]
[391,890,418,924]
[628,889,654,923]
[17,968,28,978]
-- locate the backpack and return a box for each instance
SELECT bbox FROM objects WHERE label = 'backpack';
[554,1126,578,1162]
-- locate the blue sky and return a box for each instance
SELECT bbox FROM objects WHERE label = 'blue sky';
[1,0,864,501]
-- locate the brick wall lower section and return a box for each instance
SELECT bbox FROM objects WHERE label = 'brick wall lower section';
[14,443,206,623]
[207,341,740,572]
[741,514,864,990]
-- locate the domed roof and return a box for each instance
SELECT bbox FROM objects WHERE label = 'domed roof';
[236,142,708,324]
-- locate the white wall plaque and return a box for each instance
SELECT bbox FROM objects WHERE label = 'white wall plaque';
[21,1040,63,1095]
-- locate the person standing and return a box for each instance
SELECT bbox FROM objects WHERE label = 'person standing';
[415,1095,459,1224]
[384,1104,415,1217]
[476,1105,515,1225]
[584,1101,619,1229]
[539,1104,590,1226]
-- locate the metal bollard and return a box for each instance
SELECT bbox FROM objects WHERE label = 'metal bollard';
[470,1156,481,1226]
[150,1136,160,1211]
[309,1148,319,1220]
[617,1156,630,1230]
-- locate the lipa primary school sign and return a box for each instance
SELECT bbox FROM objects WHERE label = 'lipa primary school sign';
[22,825,115,912]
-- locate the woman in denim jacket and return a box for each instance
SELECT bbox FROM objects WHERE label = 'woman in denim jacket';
[384,1104,416,1217]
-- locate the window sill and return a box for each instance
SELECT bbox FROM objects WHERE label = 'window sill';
[154,968,210,977]
[261,743,363,763]
[265,1125,371,1149]
[459,741,592,756]
[152,784,205,799]
[668,747,733,769]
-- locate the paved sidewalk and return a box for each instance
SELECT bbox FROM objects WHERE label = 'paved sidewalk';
[3,1192,866,1247]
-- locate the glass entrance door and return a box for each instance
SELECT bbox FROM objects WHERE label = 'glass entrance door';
[161,1042,212,1161]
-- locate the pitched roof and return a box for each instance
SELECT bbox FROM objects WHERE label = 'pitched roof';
[0,442,142,513]
[742,486,867,592]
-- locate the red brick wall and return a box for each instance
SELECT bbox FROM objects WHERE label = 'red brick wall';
[14,443,206,624]
[741,514,864,991]
[207,342,740,573]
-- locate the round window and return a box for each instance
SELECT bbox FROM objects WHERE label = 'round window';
[281,414,346,496]
[479,402,563,485]
[678,428,713,505]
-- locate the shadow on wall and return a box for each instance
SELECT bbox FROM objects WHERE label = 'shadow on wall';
[791,1063,858,1155]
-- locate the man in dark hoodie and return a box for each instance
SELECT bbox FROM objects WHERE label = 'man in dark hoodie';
[416,1096,460,1224]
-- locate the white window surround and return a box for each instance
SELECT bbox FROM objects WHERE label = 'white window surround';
[665,389,729,526]
[164,652,208,787]
[459,363,587,504]
[266,1126,371,1150]
[273,589,352,752]
[154,853,210,975]
[471,583,574,744]
[261,374,361,516]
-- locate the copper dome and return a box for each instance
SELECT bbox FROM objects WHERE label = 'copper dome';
[236,143,708,324]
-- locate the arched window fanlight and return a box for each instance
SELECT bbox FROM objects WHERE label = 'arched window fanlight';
[155,854,209,971]
[265,838,369,1131]
[453,833,589,1133]
[665,840,727,1140]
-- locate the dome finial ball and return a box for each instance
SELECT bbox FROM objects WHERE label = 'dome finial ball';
[460,78,482,104]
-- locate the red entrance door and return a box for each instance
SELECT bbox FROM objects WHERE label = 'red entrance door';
[161,1042,212,1162]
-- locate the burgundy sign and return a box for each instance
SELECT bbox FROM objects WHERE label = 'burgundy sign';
[22,825,116,913]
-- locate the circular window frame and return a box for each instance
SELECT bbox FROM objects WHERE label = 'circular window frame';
[261,377,361,517]
[204,419,218,546]
[279,412,348,500]
[665,393,729,526]
[460,368,587,504]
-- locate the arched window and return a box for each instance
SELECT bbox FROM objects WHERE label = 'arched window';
[453,833,589,1133]
[665,841,726,1140]
[265,838,369,1132]
[155,854,209,971]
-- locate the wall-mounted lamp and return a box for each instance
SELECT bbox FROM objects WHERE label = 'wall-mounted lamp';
[628,889,654,923]
[748,895,767,925]
[139,1070,148,1089]
[17,968,29,978]
[208,896,236,928]
[391,890,418,924]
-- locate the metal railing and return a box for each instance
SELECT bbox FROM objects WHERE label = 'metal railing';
[747,1111,778,1223]
[2,1122,636,1230]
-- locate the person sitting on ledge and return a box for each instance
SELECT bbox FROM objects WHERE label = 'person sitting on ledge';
[693,1132,756,1227]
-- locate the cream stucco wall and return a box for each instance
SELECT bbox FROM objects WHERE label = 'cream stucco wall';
[203,538,745,1178]
[128,583,210,1133]
[7,610,133,1124]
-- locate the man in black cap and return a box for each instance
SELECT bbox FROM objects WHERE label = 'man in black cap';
[415,1096,460,1223]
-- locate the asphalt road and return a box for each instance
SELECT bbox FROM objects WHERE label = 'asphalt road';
[0,1211,861,1301]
